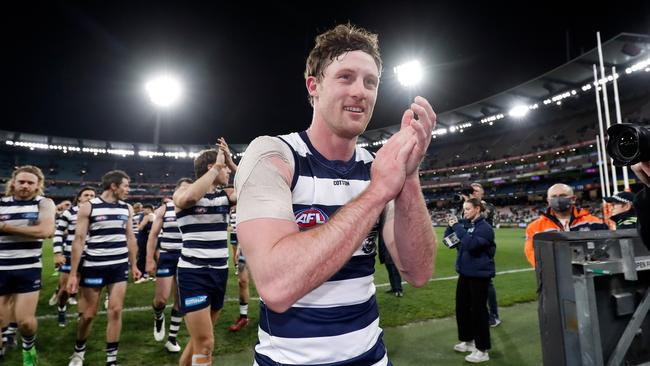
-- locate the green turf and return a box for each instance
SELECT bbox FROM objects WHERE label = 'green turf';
[2,228,541,365]
[215,301,542,366]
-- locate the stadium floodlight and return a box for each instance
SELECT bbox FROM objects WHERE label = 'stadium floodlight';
[394,60,423,87]
[508,105,529,118]
[145,73,183,108]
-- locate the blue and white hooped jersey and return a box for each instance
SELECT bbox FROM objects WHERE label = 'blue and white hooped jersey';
[53,206,79,256]
[132,212,142,236]
[253,131,386,366]
[0,195,46,271]
[160,201,182,253]
[176,190,230,269]
[83,197,130,268]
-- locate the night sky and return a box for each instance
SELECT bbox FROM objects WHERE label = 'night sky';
[3,1,649,146]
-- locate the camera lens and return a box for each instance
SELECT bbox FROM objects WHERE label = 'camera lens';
[616,130,638,159]
[606,124,650,166]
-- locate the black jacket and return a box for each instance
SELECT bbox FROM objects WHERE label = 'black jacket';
[444,217,496,278]
[611,210,638,230]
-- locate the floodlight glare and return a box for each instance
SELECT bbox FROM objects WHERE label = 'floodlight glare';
[394,60,423,87]
[508,105,529,118]
[145,74,183,108]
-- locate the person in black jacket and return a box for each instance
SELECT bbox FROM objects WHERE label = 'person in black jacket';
[465,182,500,327]
[445,198,495,363]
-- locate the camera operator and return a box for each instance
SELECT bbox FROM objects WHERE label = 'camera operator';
[631,162,650,249]
[458,183,500,327]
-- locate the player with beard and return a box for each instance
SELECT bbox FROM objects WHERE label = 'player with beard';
[66,170,141,366]
[0,166,56,365]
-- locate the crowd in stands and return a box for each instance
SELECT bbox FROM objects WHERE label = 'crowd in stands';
[430,200,604,227]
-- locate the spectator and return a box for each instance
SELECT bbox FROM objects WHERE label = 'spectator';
[524,183,607,267]
[446,198,495,363]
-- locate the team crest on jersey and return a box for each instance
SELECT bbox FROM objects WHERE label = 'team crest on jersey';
[295,207,328,229]
[362,231,377,254]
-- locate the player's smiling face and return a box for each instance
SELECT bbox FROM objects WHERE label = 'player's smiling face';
[308,50,379,139]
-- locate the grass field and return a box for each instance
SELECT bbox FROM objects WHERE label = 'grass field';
[2,228,541,365]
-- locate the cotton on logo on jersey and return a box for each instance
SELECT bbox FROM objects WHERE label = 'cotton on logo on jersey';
[295,208,328,229]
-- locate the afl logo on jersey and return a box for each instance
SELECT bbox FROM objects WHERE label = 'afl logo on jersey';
[164,217,175,222]
[95,215,107,221]
[295,208,328,229]
[0,215,10,221]
[194,207,208,214]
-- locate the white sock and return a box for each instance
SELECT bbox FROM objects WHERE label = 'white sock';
[191,353,210,366]
[239,303,248,316]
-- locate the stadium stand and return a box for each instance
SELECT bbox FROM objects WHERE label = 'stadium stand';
[1,33,649,217]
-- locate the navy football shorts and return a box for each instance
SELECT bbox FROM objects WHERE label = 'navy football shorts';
[0,268,41,295]
[58,254,72,274]
[79,262,129,288]
[177,267,228,313]
[156,251,181,278]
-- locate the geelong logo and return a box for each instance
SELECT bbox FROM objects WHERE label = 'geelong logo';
[185,295,208,307]
[295,208,328,229]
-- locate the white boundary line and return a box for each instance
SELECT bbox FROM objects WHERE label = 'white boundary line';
[36,267,534,320]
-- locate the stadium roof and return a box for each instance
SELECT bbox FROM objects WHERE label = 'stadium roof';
[2,33,649,158]
[359,32,650,144]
